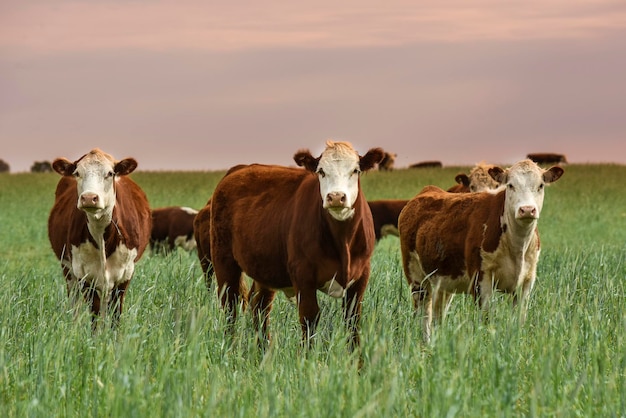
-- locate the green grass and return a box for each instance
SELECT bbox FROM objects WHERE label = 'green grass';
[0,164,625,417]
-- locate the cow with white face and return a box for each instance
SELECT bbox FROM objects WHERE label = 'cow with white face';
[209,140,383,349]
[399,159,564,343]
[296,142,364,222]
[48,148,151,328]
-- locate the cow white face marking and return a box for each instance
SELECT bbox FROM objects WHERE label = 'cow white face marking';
[73,152,117,218]
[294,140,384,222]
[316,144,362,221]
[490,159,564,224]
[53,149,138,223]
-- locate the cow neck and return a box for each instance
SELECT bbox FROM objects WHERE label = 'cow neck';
[500,196,538,257]
[323,192,363,282]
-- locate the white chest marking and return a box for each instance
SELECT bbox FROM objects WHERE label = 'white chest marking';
[70,241,137,295]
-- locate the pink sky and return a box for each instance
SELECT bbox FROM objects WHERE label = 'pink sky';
[1,0,625,171]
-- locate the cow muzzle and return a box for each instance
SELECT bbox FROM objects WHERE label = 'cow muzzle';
[517,205,538,220]
[78,192,104,211]
[325,192,347,208]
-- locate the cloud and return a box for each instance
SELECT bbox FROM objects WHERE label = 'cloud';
[1,0,625,55]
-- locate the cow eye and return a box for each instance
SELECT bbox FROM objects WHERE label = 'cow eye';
[538,183,544,191]
[352,168,360,176]
[107,171,114,178]
[317,168,326,178]
[73,171,80,178]
[507,183,515,190]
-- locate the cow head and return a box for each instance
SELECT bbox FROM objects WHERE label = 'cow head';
[294,140,384,221]
[489,159,564,223]
[52,148,138,221]
[468,162,501,193]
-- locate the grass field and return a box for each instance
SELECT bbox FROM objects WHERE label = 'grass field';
[1,163,625,417]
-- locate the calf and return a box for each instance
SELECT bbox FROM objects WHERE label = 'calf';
[48,149,151,327]
[447,162,501,193]
[399,159,563,342]
[208,141,383,348]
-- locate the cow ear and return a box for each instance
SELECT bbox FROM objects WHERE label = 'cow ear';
[293,150,319,172]
[488,166,506,184]
[52,158,76,176]
[114,158,138,176]
[455,173,470,186]
[543,166,564,184]
[359,147,385,172]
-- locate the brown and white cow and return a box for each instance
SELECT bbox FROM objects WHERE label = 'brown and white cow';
[208,141,383,348]
[367,199,409,240]
[150,206,198,252]
[447,162,501,193]
[377,151,397,171]
[399,159,563,342]
[193,199,213,286]
[48,149,151,327]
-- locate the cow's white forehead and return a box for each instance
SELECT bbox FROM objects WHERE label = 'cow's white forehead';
[318,141,359,167]
[77,149,115,171]
[507,159,543,181]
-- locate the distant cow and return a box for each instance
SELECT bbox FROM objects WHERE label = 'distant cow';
[193,199,213,286]
[447,162,501,193]
[31,160,53,173]
[399,159,564,342]
[367,199,409,240]
[48,149,151,327]
[0,159,9,173]
[208,141,383,348]
[378,151,396,171]
[409,160,443,169]
[150,206,198,252]
[527,153,568,165]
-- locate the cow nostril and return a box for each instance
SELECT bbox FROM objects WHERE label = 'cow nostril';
[81,193,99,206]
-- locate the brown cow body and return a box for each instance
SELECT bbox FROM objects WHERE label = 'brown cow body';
[367,199,409,240]
[399,159,563,342]
[150,206,198,252]
[208,141,383,348]
[527,153,568,165]
[48,149,151,326]
[409,160,443,169]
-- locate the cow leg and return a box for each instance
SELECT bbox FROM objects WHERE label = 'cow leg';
[343,276,368,351]
[422,290,433,344]
[296,286,320,348]
[248,282,276,350]
[433,290,453,323]
[476,273,494,322]
[110,280,130,328]
[514,275,536,324]
[82,281,102,331]
[214,257,247,334]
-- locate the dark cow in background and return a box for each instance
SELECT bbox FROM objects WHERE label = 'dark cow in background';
[399,159,563,342]
[48,149,151,327]
[409,160,443,169]
[447,162,501,193]
[367,199,409,241]
[0,159,9,173]
[527,153,568,165]
[193,199,213,286]
[208,141,383,349]
[31,161,53,173]
[377,151,396,171]
[150,206,198,252]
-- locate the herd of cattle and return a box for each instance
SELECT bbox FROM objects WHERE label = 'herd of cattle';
[47,144,564,348]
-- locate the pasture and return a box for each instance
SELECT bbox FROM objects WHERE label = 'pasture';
[1,163,625,417]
